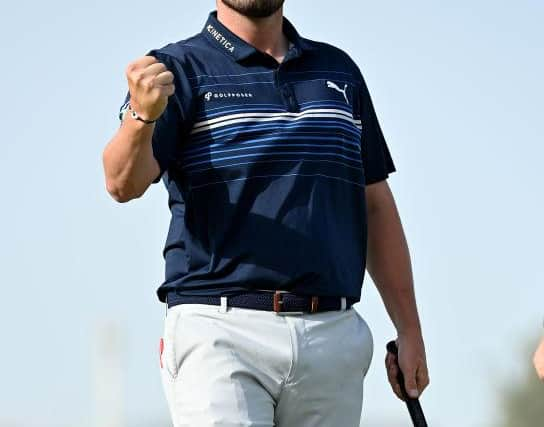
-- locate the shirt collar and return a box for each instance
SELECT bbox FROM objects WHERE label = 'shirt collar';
[202,10,316,63]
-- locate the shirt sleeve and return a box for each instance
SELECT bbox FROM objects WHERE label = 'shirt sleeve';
[358,78,396,185]
[117,49,194,184]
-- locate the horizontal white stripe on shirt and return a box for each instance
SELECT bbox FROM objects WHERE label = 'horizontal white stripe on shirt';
[191,108,362,135]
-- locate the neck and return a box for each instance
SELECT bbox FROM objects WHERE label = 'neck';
[216,3,288,62]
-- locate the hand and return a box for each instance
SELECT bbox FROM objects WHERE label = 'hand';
[386,332,429,400]
[125,55,176,122]
[534,337,544,380]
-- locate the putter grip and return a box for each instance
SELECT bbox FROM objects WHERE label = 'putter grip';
[386,341,428,427]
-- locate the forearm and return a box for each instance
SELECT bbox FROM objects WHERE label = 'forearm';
[102,118,159,202]
[366,182,422,336]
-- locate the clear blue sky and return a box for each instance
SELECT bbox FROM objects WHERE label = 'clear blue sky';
[1,1,543,426]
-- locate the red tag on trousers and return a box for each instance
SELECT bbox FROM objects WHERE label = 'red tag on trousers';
[159,338,164,369]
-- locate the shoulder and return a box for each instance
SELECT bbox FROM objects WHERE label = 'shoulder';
[145,33,209,73]
[301,37,365,84]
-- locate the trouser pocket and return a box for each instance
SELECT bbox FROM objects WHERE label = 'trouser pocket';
[161,308,181,380]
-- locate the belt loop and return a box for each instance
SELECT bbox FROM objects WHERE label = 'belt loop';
[273,291,283,313]
[219,296,228,313]
[311,296,319,313]
[340,297,347,311]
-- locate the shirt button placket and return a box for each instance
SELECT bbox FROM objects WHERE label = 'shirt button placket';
[275,63,299,113]
[281,84,299,113]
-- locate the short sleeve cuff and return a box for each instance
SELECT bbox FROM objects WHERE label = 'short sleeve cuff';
[365,154,397,185]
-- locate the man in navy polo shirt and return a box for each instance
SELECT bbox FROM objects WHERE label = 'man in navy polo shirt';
[103,1,429,425]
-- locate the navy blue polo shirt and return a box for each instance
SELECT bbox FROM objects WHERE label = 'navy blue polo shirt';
[118,11,396,304]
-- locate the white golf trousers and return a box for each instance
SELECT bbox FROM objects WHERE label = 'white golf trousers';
[159,300,374,427]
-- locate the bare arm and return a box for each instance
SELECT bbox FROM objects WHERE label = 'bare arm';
[102,55,175,202]
[365,180,429,399]
[102,117,160,202]
[366,180,420,334]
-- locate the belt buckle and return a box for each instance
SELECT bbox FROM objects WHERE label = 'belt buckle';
[273,291,304,315]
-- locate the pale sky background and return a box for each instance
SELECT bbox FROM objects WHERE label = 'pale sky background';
[1,1,543,426]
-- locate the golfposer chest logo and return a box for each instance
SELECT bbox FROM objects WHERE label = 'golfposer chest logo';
[204,91,254,101]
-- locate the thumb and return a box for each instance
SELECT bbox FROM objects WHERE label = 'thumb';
[403,368,419,398]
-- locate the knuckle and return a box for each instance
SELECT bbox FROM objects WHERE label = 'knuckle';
[144,77,156,89]
[125,63,136,75]
[131,70,145,84]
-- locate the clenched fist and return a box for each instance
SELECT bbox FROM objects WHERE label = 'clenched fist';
[125,56,176,122]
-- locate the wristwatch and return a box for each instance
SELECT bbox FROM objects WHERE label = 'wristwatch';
[119,101,157,124]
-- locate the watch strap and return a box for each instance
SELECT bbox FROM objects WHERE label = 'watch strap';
[119,101,157,124]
